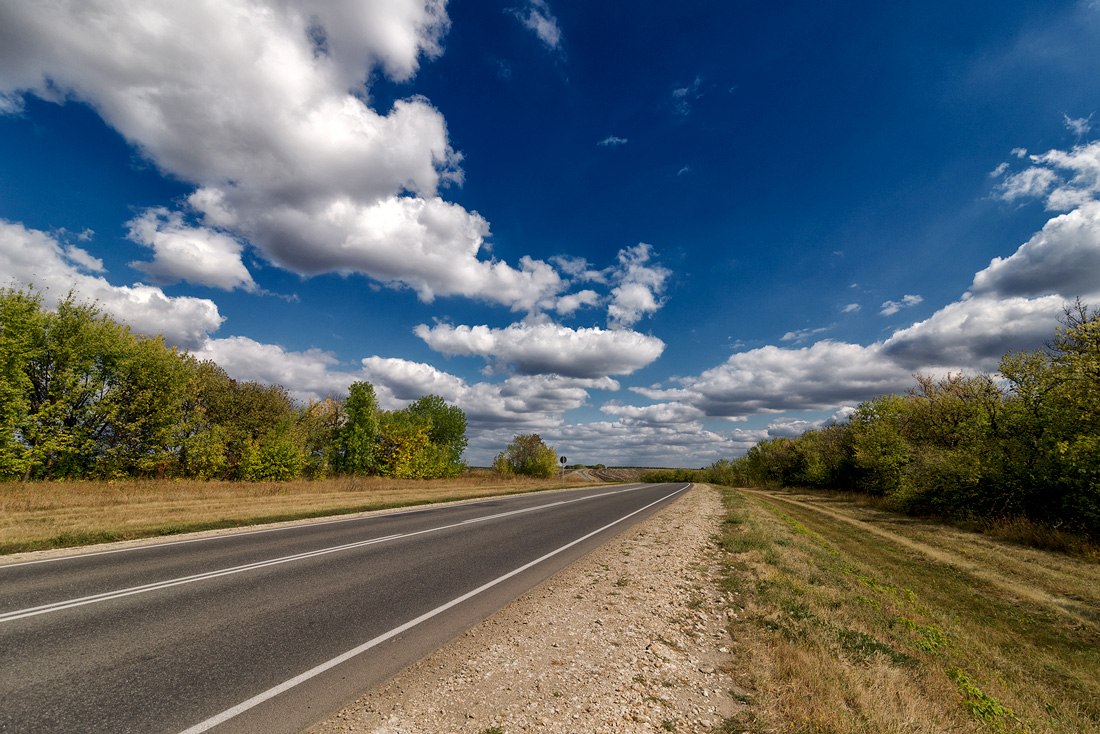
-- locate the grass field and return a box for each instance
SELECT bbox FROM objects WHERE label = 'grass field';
[713,486,1100,734]
[0,471,595,555]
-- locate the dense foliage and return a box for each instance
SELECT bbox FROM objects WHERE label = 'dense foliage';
[0,289,468,481]
[721,303,1100,537]
[492,433,558,478]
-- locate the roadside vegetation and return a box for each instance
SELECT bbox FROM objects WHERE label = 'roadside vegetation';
[648,302,1100,545]
[0,288,472,481]
[711,485,1100,734]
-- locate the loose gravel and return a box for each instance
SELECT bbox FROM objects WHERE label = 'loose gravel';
[310,484,740,734]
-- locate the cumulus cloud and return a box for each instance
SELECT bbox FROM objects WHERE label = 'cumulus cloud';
[996,140,1100,211]
[607,243,671,329]
[598,136,628,147]
[0,0,567,311]
[127,208,256,292]
[194,336,353,404]
[414,321,665,378]
[635,340,915,419]
[971,199,1100,300]
[882,295,1062,371]
[997,166,1059,203]
[599,401,705,425]
[493,419,740,468]
[359,357,616,429]
[554,289,600,316]
[880,294,923,316]
[0,219,223,349]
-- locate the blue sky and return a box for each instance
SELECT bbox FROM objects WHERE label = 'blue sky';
[2,0,1100,466]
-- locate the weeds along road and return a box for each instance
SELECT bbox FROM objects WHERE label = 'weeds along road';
[0,482,690,734]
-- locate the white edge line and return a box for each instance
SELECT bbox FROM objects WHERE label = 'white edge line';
[1,484,649,569]
[177,483,691,734]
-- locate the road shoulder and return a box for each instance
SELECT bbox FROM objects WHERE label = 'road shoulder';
[311,484,736,734]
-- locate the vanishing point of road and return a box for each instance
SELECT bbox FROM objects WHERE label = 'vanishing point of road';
[0,482,690,733]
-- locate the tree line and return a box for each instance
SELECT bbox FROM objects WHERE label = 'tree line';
[0,289,468,481]
[686,303,1100,538]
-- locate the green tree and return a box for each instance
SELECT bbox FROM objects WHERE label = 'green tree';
[0,289,41,478]
[16,292,134,478]
[93,334,192,478]
[331,381,381,474]
[493,433,558,478]
[406,394,467,475]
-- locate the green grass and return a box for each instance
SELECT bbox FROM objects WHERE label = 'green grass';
[709,485,1100,734]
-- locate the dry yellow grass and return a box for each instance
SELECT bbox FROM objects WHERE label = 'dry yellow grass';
[0,471,595,554]
[713,486,1100,734]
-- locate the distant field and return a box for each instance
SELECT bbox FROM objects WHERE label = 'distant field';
[0,471,603,555]
[714,485,1100,733]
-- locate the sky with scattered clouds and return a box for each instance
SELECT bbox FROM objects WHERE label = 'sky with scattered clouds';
[2,0,1100,467]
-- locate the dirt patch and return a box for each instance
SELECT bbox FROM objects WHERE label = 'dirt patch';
[310,485,737,734]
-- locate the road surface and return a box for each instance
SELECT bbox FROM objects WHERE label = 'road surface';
[0,482,690,733]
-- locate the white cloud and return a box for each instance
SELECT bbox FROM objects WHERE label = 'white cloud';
[194,336,352,404]
[996,140,1100,211]
[998,167,1060,203]
[1064,113,1093,137]
[598,136,628,147]
[415,321,665,378]
[62,245,104,273]
[971,199,1100,300]
[550,255,606,283]
[0,1,568,312]
[882,295,1062,371]
[635,340,915,420]
[0,219,223,349]
[880,294,923,316]
[781,326,831,343]
[842,303,861,313]
[607,243,671,328]
[554,289,600,316]
[358,357,616,430]
[512,419,740,468]
[510,0,563,50]
[127,208,256,292]
[600,401,705,425]
[765,417,826,438]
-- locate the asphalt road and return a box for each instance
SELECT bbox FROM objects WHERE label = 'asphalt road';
[0,482,690,733]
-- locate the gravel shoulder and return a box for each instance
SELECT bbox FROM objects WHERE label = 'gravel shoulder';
[311,484,739,734]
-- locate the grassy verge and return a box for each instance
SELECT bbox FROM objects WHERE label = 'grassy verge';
[712,486,1100,734]
[0,472,595,555]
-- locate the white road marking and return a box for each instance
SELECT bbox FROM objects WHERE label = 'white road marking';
[177,483,691,734]
[0,484,658,624]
